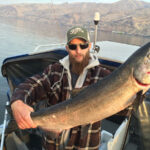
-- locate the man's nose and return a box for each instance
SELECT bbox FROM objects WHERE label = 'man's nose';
[76,45,81,53]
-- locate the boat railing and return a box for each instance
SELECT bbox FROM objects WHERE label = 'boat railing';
[31,43,66,54]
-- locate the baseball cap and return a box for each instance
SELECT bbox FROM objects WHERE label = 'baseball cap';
[67,26,90,44]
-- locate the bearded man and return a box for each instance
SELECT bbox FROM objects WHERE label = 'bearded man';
[11,26,110,150]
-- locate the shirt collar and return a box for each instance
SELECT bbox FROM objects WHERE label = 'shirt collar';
[59,53,100,71]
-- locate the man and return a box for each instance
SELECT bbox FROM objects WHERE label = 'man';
[11,26,110,150]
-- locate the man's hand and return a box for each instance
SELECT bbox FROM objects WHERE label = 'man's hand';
[11,100,37,129]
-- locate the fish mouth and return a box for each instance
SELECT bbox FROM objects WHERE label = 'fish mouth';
[135,78,150,87]
[134,72,150,87]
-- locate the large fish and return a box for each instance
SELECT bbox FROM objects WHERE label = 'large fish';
[7,42,150,132]
[30,42,150,131]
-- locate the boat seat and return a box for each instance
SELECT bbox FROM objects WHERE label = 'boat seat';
[100,119,128,150]
[5,132,29,150]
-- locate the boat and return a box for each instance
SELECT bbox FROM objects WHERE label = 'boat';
[0,40,150,150]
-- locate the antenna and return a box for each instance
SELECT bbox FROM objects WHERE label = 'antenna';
[93,12,100,53]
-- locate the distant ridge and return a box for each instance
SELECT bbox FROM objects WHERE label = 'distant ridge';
[0,0,150,37]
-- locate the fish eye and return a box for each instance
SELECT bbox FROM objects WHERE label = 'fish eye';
[144,52,150,65]
[147,53,150,59]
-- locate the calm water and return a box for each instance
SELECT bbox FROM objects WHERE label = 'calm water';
[0,19,66,123]
[0,18,150,124]
[0,18,150,69]
[0,20,66,71]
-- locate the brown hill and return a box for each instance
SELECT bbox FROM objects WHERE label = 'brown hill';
[0,0,150,37]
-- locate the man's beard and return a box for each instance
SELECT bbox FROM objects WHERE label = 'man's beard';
[69,52,90,75]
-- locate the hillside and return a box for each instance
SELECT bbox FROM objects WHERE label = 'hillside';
[0,0,150,37]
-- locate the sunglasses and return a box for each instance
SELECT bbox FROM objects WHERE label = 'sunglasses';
[68,43,89,50]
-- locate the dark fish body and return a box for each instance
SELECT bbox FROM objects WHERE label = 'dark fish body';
[29,42,150,131]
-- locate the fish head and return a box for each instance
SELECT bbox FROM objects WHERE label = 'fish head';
[133,42,150,90]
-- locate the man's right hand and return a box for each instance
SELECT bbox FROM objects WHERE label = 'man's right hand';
[11,100,37,129]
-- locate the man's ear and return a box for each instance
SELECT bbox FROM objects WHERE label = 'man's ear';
[89,42,92,49]
[66,45,69,52]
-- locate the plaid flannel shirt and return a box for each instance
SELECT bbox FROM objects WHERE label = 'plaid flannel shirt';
[11,54,110,150]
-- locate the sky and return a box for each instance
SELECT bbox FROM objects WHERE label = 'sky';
[0,0,149,4]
